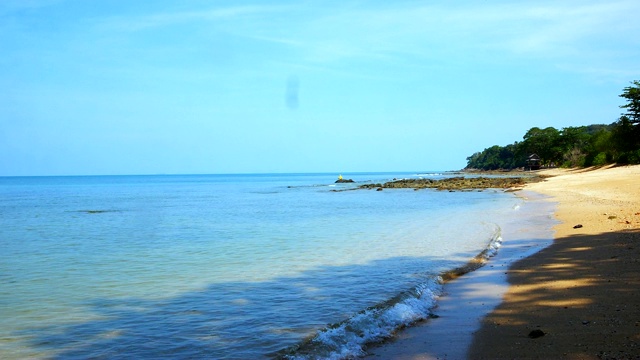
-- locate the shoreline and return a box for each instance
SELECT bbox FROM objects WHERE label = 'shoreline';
[365,165,640,359]
[469,165,640,359]
[364,190,558,359]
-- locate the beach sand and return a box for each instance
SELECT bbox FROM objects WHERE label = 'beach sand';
[365,165,640,359]
[469,165,640,360]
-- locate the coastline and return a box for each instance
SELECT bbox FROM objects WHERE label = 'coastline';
[365,165,640,359]
[364,190,558,359]
[469,165,640,359]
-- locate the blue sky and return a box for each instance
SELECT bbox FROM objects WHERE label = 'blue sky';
[2,0,639,176]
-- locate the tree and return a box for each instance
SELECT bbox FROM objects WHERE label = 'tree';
[586,128,615,166]
[521,127,561,166]
[464,80,640,167]
[613,80,640,163]
[559,126,590,152]
[619,80,640,125]
[465,143,523,170]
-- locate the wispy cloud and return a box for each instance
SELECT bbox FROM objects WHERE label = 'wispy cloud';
[95,5,289,32]
[307,1,639,59]
[231,0,640,78]
[85,0,640,66]
[18,0,638,82]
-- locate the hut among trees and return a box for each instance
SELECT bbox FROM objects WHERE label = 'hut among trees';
[527,154,541,170]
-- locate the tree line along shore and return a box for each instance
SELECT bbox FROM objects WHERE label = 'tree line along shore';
[337,81,639,192]
[466,80,640,170]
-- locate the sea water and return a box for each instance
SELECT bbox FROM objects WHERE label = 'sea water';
[0,173,546,359]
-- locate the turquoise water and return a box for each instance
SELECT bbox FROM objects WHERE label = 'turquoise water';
[1,173,528,359]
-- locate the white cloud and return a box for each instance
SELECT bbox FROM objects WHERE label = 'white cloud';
[80,0,640,74]
[94,5,290,32]
[239,0,640,78]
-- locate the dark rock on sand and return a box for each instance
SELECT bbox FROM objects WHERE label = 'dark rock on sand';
[528,329,546,338]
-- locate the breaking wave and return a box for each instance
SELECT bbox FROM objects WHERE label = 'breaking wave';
[279,277,443,360]
[278,226,503,360]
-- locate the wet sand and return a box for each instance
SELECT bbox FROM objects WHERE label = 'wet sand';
[365,165,640,359]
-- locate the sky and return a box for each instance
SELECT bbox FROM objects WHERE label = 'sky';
[1,0,639,176]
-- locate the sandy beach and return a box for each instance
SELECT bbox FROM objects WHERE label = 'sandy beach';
[366,165,640,359]
[469,165,640,359]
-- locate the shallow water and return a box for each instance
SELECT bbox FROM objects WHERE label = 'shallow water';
[0,173,532,359]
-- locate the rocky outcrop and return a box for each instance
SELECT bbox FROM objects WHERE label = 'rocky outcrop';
[358,176,540,191]
[335,178,355,183]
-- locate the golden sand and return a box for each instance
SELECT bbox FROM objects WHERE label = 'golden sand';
[469,165,640,359]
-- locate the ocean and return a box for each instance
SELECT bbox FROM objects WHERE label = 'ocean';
[0,172,552,359]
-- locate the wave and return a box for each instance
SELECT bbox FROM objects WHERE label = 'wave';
[415,173,444,177]
[277,277,443,360]
[277,226,503,360]
[440,224,502,282]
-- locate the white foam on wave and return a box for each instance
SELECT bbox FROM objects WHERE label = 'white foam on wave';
[282,224,506,360]
[285,278,443,360]
[486,234,503,258]
[482,224,503,259]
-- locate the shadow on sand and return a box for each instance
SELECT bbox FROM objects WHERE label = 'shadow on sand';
[469,229,640,359]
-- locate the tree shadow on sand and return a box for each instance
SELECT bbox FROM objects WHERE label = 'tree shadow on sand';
[469,229,640,360]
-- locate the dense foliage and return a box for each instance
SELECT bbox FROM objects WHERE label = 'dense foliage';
[466,81,640,170]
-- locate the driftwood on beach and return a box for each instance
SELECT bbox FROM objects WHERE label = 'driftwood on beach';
[358,176,543,192]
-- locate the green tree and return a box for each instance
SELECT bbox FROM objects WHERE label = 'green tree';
[612,80,640,163]
[500,143,522,169]
[559,126,590,152]
[619,80,640,124]
[585,129,614,166]
[465,81,640,168]
[521,127,562,166]
[465,143,523,170]
[466,152,482,169]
